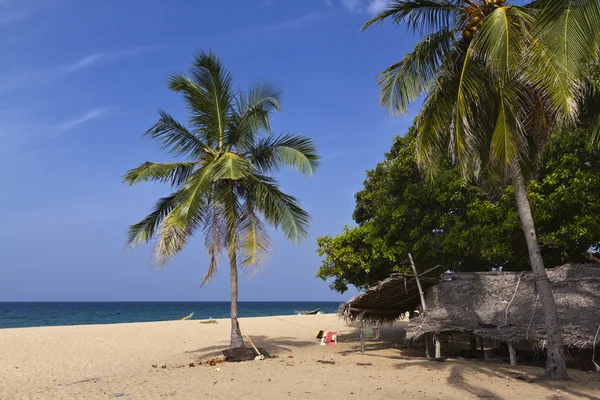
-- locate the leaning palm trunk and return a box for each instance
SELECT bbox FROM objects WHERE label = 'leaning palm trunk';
[229,250,245,348]
[512,165,567,379]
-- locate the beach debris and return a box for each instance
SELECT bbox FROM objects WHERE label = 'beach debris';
[205,358,224,366]
[356,362,372,366]
[254,355,265,361]
[199,320,218,324]
[317,360,335,365]
[188,363,195,367]
[287,355,294,359]
[222,347,271,362]
[161,365,167,369]
[152,365,157,368]
[215,367,222,372]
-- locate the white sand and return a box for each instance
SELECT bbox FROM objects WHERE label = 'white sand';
[1,314,598,399]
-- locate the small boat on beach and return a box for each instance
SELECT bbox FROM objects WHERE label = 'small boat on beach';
[180,312,194,321]
[297,308,320,315]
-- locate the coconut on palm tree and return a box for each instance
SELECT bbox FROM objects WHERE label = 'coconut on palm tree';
[124,51,319,348]
[363,0,600,378]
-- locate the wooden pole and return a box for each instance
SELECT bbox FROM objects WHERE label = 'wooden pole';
[409,253,427,313]
[409,253,432,359]
[236,317,263,359]
[360,314,365,353]
[508,342,517,366]
[417,264,443,277]
[434,334,441,359]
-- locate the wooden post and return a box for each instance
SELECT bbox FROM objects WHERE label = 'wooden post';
[470,334,477,352]
[508,342,517,366]
[409,253,427,314]
[360,315,365,353]
[434,334,441,359]
[409,253,431,359]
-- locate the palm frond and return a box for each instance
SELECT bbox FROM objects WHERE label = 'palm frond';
[362,0,465,34]
[248,174,310,242]
[249,133,320,175]
[489,82,525,167]
[189,51,235,148]
[472,6,533,79]
[127,192,181,248]
[168,51,235,149]
[200,201,227,286]
[144,110,210,158]
[535,0,600,79]
[228,82,282,150]
[123,161,196,187]
[238,199,271,268]
[522,29,578,122]
[377,28,456,115]
[452,41,489,171]
[211,152,255,180]
[153,208,191,267]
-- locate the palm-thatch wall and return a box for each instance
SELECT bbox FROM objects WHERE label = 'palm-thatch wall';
[407,264,600,349]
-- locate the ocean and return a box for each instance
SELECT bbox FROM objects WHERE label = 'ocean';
[0,302,342,329]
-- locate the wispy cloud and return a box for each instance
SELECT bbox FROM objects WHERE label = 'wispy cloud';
[0,7,35,26]
[50,107,112,137]
[367,0,387,15]
[341,0,361,12]
[63,46,164,73]
[0,46,163,93]
[238,12,325,37]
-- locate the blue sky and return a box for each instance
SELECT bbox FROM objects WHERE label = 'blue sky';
[0,0,420,301]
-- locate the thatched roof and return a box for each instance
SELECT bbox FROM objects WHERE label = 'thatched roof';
[339,273,440,323]
[407,264,600,349]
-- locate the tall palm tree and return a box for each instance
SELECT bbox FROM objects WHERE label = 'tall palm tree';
[363,0,600,378]
[124,51,319,348]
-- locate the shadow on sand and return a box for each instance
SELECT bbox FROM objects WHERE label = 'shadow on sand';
[184,335,317,360]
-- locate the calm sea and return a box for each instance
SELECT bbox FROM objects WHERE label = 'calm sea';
[0,302,342,329]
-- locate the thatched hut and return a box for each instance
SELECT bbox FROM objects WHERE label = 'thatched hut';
[406,264,600,351]
[339,273,440,323]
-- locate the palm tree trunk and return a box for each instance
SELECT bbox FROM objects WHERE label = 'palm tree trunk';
[511,165,567,379]
[228,250,245,348]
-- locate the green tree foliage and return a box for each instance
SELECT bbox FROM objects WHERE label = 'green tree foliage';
[317,127,600,293]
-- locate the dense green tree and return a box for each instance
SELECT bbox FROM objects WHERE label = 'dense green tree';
[317,127,600,291]
[124,52,319,348]
[362,0,600,378]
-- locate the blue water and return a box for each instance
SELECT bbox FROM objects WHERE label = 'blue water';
[0,302,342,329]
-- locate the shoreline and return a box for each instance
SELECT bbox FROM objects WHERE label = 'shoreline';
[0,312,338,331]
[0,301,343,330]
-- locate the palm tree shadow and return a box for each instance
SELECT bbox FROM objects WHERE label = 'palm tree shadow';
[184,335,318,360]
[392,357,600,400]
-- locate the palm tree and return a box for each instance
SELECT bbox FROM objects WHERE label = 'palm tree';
[124,51,319,348]
[363,0,600,378]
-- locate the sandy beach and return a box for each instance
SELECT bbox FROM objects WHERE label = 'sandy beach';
[1,314,598,399]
